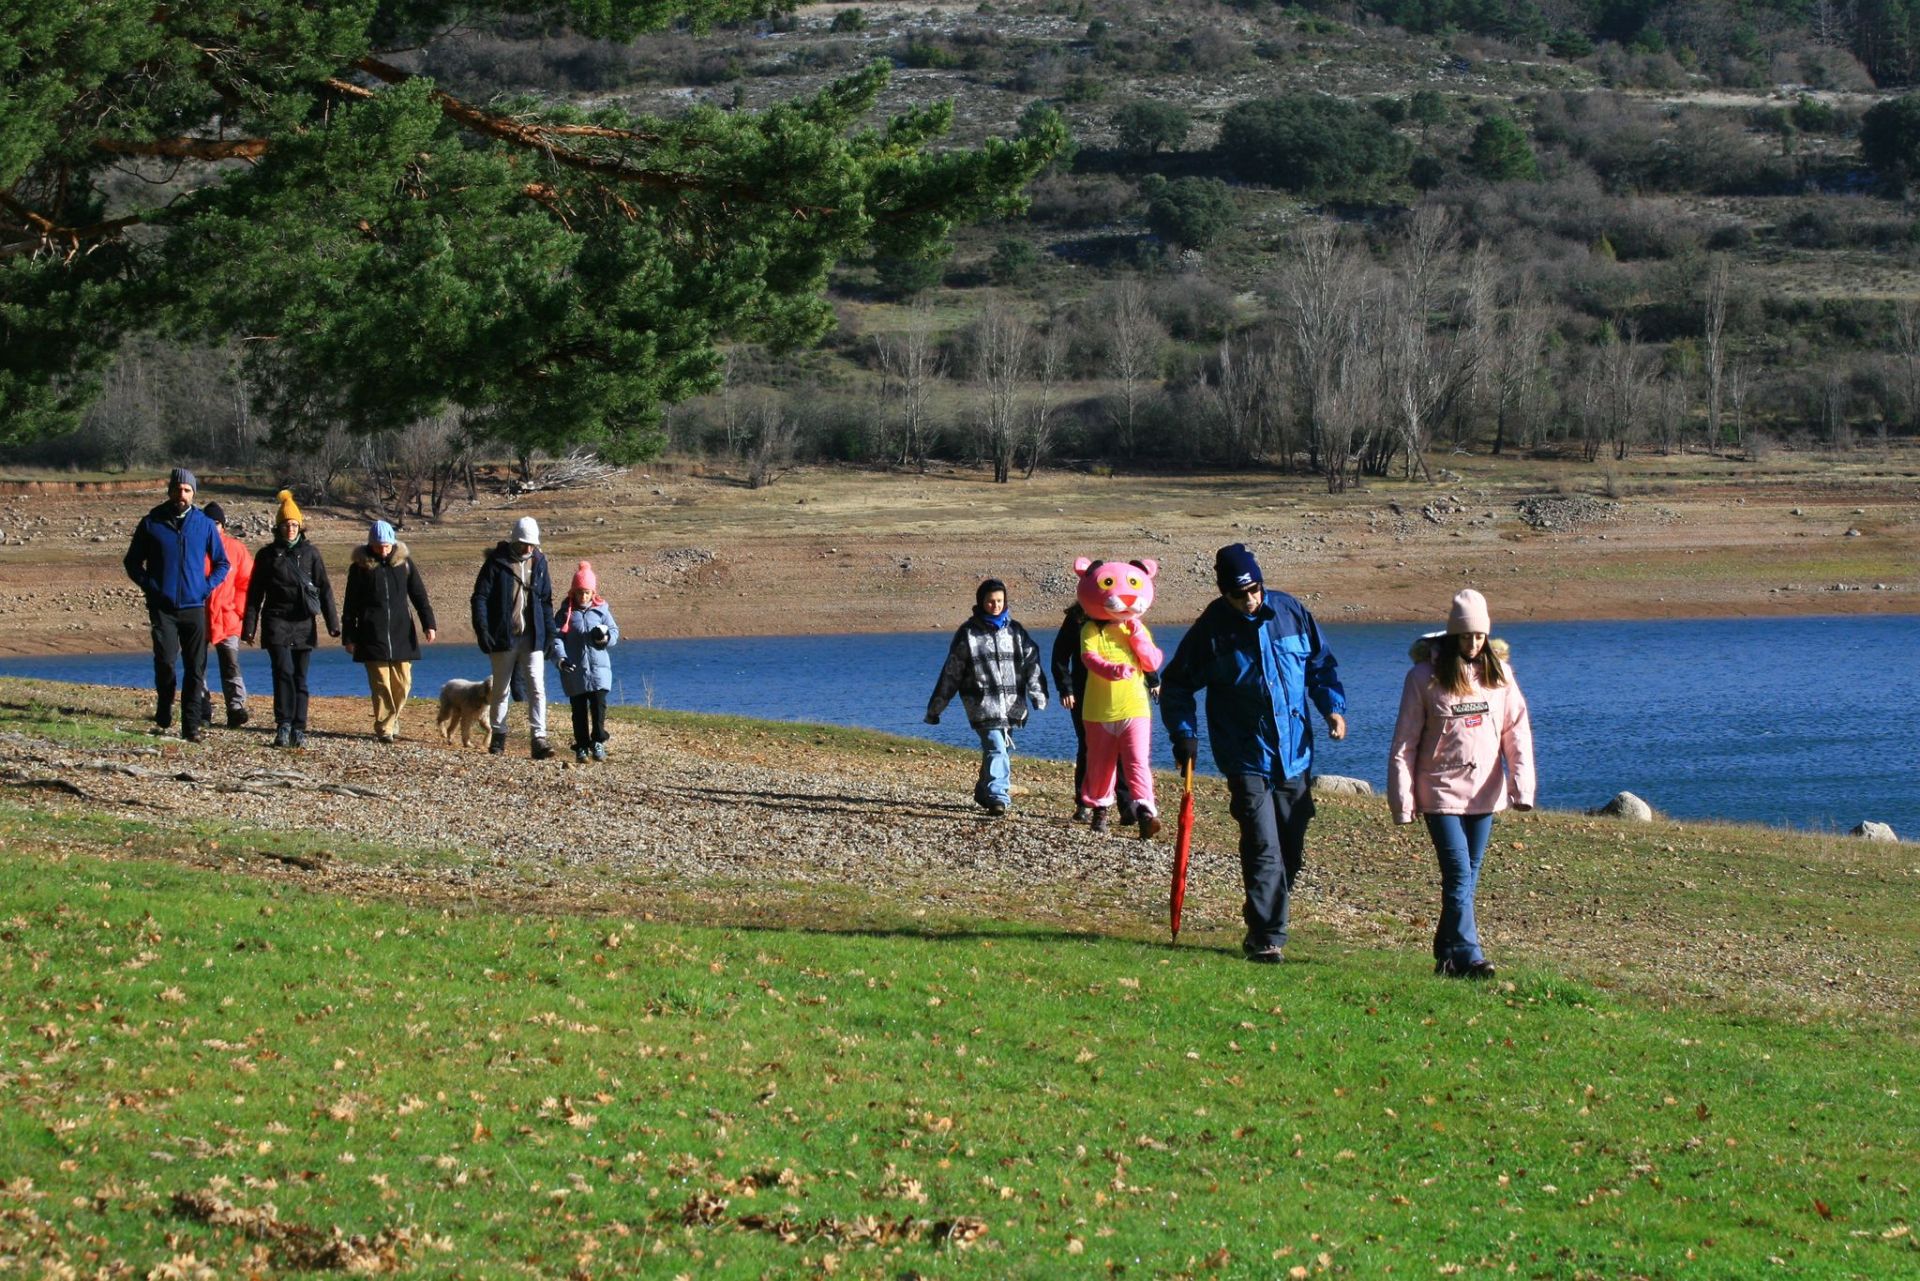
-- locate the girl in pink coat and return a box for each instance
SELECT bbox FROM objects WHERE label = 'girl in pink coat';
[1387,589,1535,979]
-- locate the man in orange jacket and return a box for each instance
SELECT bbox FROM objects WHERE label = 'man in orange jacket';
[201,502,254,728]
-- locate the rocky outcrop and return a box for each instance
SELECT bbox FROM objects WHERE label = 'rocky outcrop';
[1851,822,1898,842]
[1311,775,1374,797]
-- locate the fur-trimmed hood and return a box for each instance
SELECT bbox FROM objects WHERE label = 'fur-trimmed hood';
[351,540,410,570]
[1409,632,1510,665]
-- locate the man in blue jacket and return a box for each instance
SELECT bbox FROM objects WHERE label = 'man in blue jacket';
[1161,544,1346,964]
[121,468,229,742]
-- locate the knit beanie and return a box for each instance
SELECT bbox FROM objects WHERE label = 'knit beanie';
[1214,543,1263,593]
[203,501,225,527]
[974,577,1008,612]
[571,561,599,596]
[168,467,198,490]
[275,489,304,526]
[511,515,541,546]
[369,519,396,545]
[1447,588,1491,635]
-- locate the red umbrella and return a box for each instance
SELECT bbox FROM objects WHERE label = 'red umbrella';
[1170,757,1196,941]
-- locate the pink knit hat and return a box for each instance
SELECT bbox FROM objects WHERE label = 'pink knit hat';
[571,561,598,596]
[1447,588,1491,635]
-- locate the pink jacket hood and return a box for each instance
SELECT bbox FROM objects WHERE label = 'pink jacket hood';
[1387,637,1536,823]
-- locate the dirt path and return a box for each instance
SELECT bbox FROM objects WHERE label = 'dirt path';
[1,452,1915,656]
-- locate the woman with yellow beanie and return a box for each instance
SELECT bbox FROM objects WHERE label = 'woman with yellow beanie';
[242,490,340,747]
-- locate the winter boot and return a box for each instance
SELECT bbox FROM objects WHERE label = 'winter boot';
[488,730,507,755]
[1137,810,1162,841]
[1088,806,1108,834]
[272,724,291,748]
[531,737,555,761]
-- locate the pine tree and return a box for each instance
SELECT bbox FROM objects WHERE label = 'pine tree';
[0,2,1061,455]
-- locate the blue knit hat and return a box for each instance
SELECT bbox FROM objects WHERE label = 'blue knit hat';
[1214,543,1263,593]
[369,519,396,545]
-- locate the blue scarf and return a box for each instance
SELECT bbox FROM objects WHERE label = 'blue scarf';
[980,607,1010,631]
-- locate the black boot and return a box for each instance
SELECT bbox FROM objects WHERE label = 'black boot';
[1089,806,1108,834]
[272,724,291,748]
[488,730,507,755]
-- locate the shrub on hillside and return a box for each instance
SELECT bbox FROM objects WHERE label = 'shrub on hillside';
[1861,93,1920,182]
[1464,116,1539,181]
[1218,95,1410,194]
[1112,100,1192,157]
[1026,174,1136,227]
[1142,176,1236,250]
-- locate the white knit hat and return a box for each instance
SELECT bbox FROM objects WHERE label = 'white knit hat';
[511,516,541,546]
[1447,588,1491,635]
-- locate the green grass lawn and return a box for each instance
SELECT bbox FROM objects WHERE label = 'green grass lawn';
[3,849,1914,1279]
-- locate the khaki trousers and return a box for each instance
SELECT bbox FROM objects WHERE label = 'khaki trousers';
[365,661,413,738]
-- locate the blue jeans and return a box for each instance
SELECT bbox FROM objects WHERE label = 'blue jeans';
[975,728,1012,808]
[1425,813,1495,967]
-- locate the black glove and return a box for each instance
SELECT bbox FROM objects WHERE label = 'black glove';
[588,625,610,649]
[924,711,940,726]
[1171,736,1199,769]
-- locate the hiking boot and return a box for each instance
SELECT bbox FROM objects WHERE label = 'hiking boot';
[574,747,590,764]
[226,707,250,729]
[288,728,307,749]
[985,800,1008,817]
[1244,946,1285,965]
[182,726,205,744]
[1137,811,1163,841]
[1463,960,1497,980]
[1072,804,1091,823]
[531,737,555,761]
[590,742,606,762]
[272,724,291,748]
[488,730,507,755]
[1088,806,1108,834]
[154,699,173,731]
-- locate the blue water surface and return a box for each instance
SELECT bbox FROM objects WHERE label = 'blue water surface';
[2,615,1915,835]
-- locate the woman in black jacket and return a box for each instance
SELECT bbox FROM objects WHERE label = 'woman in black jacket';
[342,519,437,743]
[243,490,340,748]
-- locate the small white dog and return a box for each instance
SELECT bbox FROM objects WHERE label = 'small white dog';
[436,677,493,747]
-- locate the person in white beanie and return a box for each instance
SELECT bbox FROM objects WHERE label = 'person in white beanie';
[470,516,555,758]
[1387,588,1536,979]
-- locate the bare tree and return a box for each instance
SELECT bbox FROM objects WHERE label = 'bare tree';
[745,394,798,488]
[876,304,945,470]
[1274,223,1370,478]
[1601,323,1653,462]
[1702,255,1731,455]
[1103,278,1164,459]
[971,301,1029,484]
[1203,331,1278,466]
[1374,211,1489,480]
[1023,321,1067,478]
[363,411,460,524]
[1318,298,1388,493]
[1726,359,1753,456]
[1894,300,1920,432]
[1490,287,1551,456]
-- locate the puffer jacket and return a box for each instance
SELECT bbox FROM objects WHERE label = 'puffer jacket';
[1387,636,1535,823]
[547,600,620,697]
[342,542,436,664]
[205,530,253,645]
[243,536,339,650]
[471,543,554,655]
[123,501,228,612]
[927,611,1048,732]
[1160,590,1345,781]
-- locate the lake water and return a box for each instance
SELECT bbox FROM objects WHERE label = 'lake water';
[3,615,1916,836]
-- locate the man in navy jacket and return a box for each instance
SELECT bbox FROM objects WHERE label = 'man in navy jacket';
[1160,544,1346,964]
[122,468,229,741]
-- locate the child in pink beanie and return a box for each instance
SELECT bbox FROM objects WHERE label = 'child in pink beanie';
[547,561,621,762]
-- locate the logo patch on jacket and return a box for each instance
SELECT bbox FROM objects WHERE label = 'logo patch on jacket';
[1448,700,1489,718]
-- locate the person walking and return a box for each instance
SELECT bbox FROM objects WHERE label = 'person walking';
[199,501,253,729]
[925,578,1048,817]
[1387,589,1535,980]
[341,519,437,743]
[122,468,228,742]
[1052,602,1161,826]
[547,561,620,762]
[242,490,339,748]
[1160,544,1347,964]
[471,516,555,759]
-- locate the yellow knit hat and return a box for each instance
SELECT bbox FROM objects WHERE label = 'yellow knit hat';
[276,489,304,526]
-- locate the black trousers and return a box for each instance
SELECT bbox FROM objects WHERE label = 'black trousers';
[570,691,608,748]
[1228,771,1316,951]
[148,604,209,732]
[268,644,313,730]
[1069,703,1138,818]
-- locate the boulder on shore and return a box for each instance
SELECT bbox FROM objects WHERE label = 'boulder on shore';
[1851,821,1898,842]
[1312,774,1374,797]
[1591,791,1654,821]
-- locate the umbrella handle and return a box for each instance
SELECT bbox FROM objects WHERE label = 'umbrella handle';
[1183,757,1193,795]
